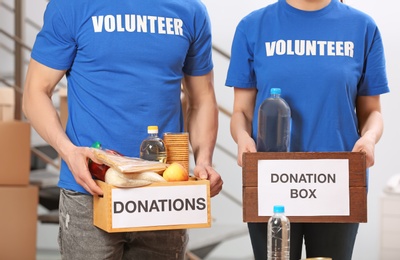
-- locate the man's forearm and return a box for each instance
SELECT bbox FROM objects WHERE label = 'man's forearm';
[187,101,218,166]
[23,59,72,158]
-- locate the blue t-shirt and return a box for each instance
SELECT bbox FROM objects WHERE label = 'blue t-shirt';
[31,0,213,194]
[226,0,389,152]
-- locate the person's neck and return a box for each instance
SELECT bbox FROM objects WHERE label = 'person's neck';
[286,0,331,11]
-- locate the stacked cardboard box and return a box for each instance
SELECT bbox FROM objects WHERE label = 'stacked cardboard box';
[0,87,14,121]
[0,87,38,260]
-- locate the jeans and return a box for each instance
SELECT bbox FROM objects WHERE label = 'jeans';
[58,189,188,260]
[248,222,359,260]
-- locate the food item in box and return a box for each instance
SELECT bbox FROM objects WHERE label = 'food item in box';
[105,167,166,187]
[89,162,110,181]
[92,148,168,173]
[162,162,189,182]
[88,142,123,181]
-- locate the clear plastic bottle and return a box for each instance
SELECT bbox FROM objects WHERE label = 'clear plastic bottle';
[267,205,290,260]
[257,88,291,152]
[139,126,167,163]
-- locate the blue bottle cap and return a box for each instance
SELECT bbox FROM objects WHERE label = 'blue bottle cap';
[270,88,281,95]
[273,205,285,213]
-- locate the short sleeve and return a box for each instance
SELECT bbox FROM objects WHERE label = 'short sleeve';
[31,0,77,70]
[357,26,389,96]
[182,4,213,76]
[225,20,256,88]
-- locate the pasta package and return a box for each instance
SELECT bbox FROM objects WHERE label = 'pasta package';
[91,148,168,174]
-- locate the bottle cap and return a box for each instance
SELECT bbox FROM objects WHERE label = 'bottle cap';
[147,125,159,134]
[91,141,102,149]
[270,88,281,95]
[273,205,285,213]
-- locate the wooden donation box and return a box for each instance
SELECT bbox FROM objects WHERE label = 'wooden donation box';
[242,152,367,223]
[93,180,211,232]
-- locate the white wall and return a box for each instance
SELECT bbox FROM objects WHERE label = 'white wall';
[1,0,399,259]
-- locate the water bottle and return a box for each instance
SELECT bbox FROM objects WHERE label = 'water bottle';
[139,126,167,163]
[267,205,290,260]
[257,88,291,152]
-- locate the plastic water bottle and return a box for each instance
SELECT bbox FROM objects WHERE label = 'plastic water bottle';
[267,205,290,260]
[257,88,291,152]
[140,126,167,163]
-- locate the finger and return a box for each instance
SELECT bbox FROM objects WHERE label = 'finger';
[85,179,104,196]
[210,184,222,197]
[77,169,103,196]
[209,175,223,197]
[366,154,375,168]
[237,156,243,167]
[86,148,104,164]
[195,166,209,179]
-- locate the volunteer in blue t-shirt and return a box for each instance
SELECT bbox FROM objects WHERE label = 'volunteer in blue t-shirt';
[23,0,223,259]
[226,0,389,259]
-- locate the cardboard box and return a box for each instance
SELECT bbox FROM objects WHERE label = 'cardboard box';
[93,180,211,232]
[242,152,367,223]
[0,120,31,185]
[0,185,38,260]
[0,87,15,121]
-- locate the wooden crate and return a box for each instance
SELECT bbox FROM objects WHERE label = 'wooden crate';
[94,180,211,232]
[243,152,367,223]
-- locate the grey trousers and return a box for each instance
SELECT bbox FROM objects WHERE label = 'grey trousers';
[58,188,188,260]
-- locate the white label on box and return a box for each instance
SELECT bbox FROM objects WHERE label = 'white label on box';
[111,184,208,228]
[258,159,350,216]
